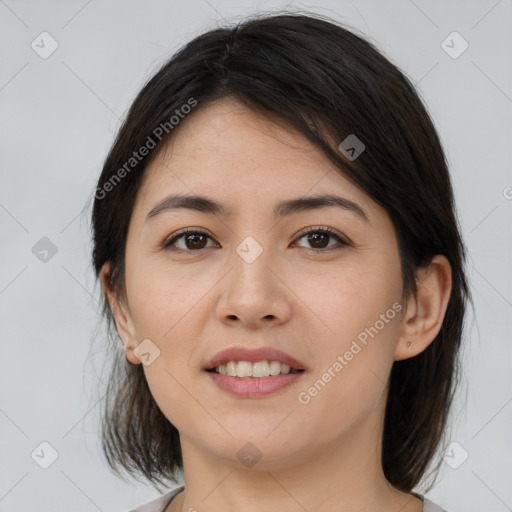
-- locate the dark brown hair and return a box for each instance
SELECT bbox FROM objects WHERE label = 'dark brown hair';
[90,11,472,493]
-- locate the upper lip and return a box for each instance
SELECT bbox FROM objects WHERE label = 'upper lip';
[205,346,306,371]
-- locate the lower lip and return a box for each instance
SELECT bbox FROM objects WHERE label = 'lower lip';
[205,371,306,398]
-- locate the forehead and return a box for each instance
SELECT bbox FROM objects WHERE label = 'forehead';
[133,98,380,222]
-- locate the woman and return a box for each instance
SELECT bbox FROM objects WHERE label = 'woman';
[91,12,471,512]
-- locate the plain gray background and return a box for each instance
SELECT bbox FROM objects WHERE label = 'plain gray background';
[1,1,511,511]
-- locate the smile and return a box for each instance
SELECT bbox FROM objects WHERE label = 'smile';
[207,360,304,378]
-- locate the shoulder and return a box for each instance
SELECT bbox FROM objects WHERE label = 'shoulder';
[127,487,449,512]
[129,485,185,512]
[422,495,450,512]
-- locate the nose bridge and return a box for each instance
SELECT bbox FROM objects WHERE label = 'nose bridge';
[231,233,275,298]
[217,231,290,324]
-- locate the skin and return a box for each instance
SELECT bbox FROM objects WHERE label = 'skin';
[102,97,452,512]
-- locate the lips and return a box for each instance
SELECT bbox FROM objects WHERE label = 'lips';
[204,346,306,371]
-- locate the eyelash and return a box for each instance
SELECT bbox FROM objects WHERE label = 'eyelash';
[161,226,351,254]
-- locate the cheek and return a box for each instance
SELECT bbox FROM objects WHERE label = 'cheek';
[124,254,208,340]
[295,262,401,419]
[300,258,401,344]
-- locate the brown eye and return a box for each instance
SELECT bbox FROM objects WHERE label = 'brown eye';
[163,229,216,252]
[294,227,350,252]
[305,232,330,249]
[182,233,208,250]
[162,226,350,254]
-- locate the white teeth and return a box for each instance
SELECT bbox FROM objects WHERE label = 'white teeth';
[236,361,253,378]
[226,361,237,377]
[214,360,300,377]
[269,361,281,375]
[253,361,270,377]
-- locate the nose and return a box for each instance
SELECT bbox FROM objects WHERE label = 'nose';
[215,240,292,329]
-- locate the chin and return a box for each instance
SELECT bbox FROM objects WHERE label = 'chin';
[205,431,310,470]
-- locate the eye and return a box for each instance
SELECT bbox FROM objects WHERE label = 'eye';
[162,228,217,253]
[293,226,351,252]
[161,226,351,253]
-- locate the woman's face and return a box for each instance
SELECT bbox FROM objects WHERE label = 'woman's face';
[113,97,407,469]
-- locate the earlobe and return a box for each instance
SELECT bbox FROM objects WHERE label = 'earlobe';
[100,262,142,366]
[394,255,453,361]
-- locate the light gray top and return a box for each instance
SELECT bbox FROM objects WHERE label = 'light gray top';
[130,485,449,512]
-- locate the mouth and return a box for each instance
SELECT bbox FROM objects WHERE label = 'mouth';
[204,347,307,398]
[206,361,305,378]
[204,346,307,378]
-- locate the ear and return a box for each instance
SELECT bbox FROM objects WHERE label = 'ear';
[395,255,453,361]
[100,262,141,365]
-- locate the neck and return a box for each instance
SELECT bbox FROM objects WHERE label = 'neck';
[173,408,422,512]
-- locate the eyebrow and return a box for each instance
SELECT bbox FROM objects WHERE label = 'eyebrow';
[145,193,370,224]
